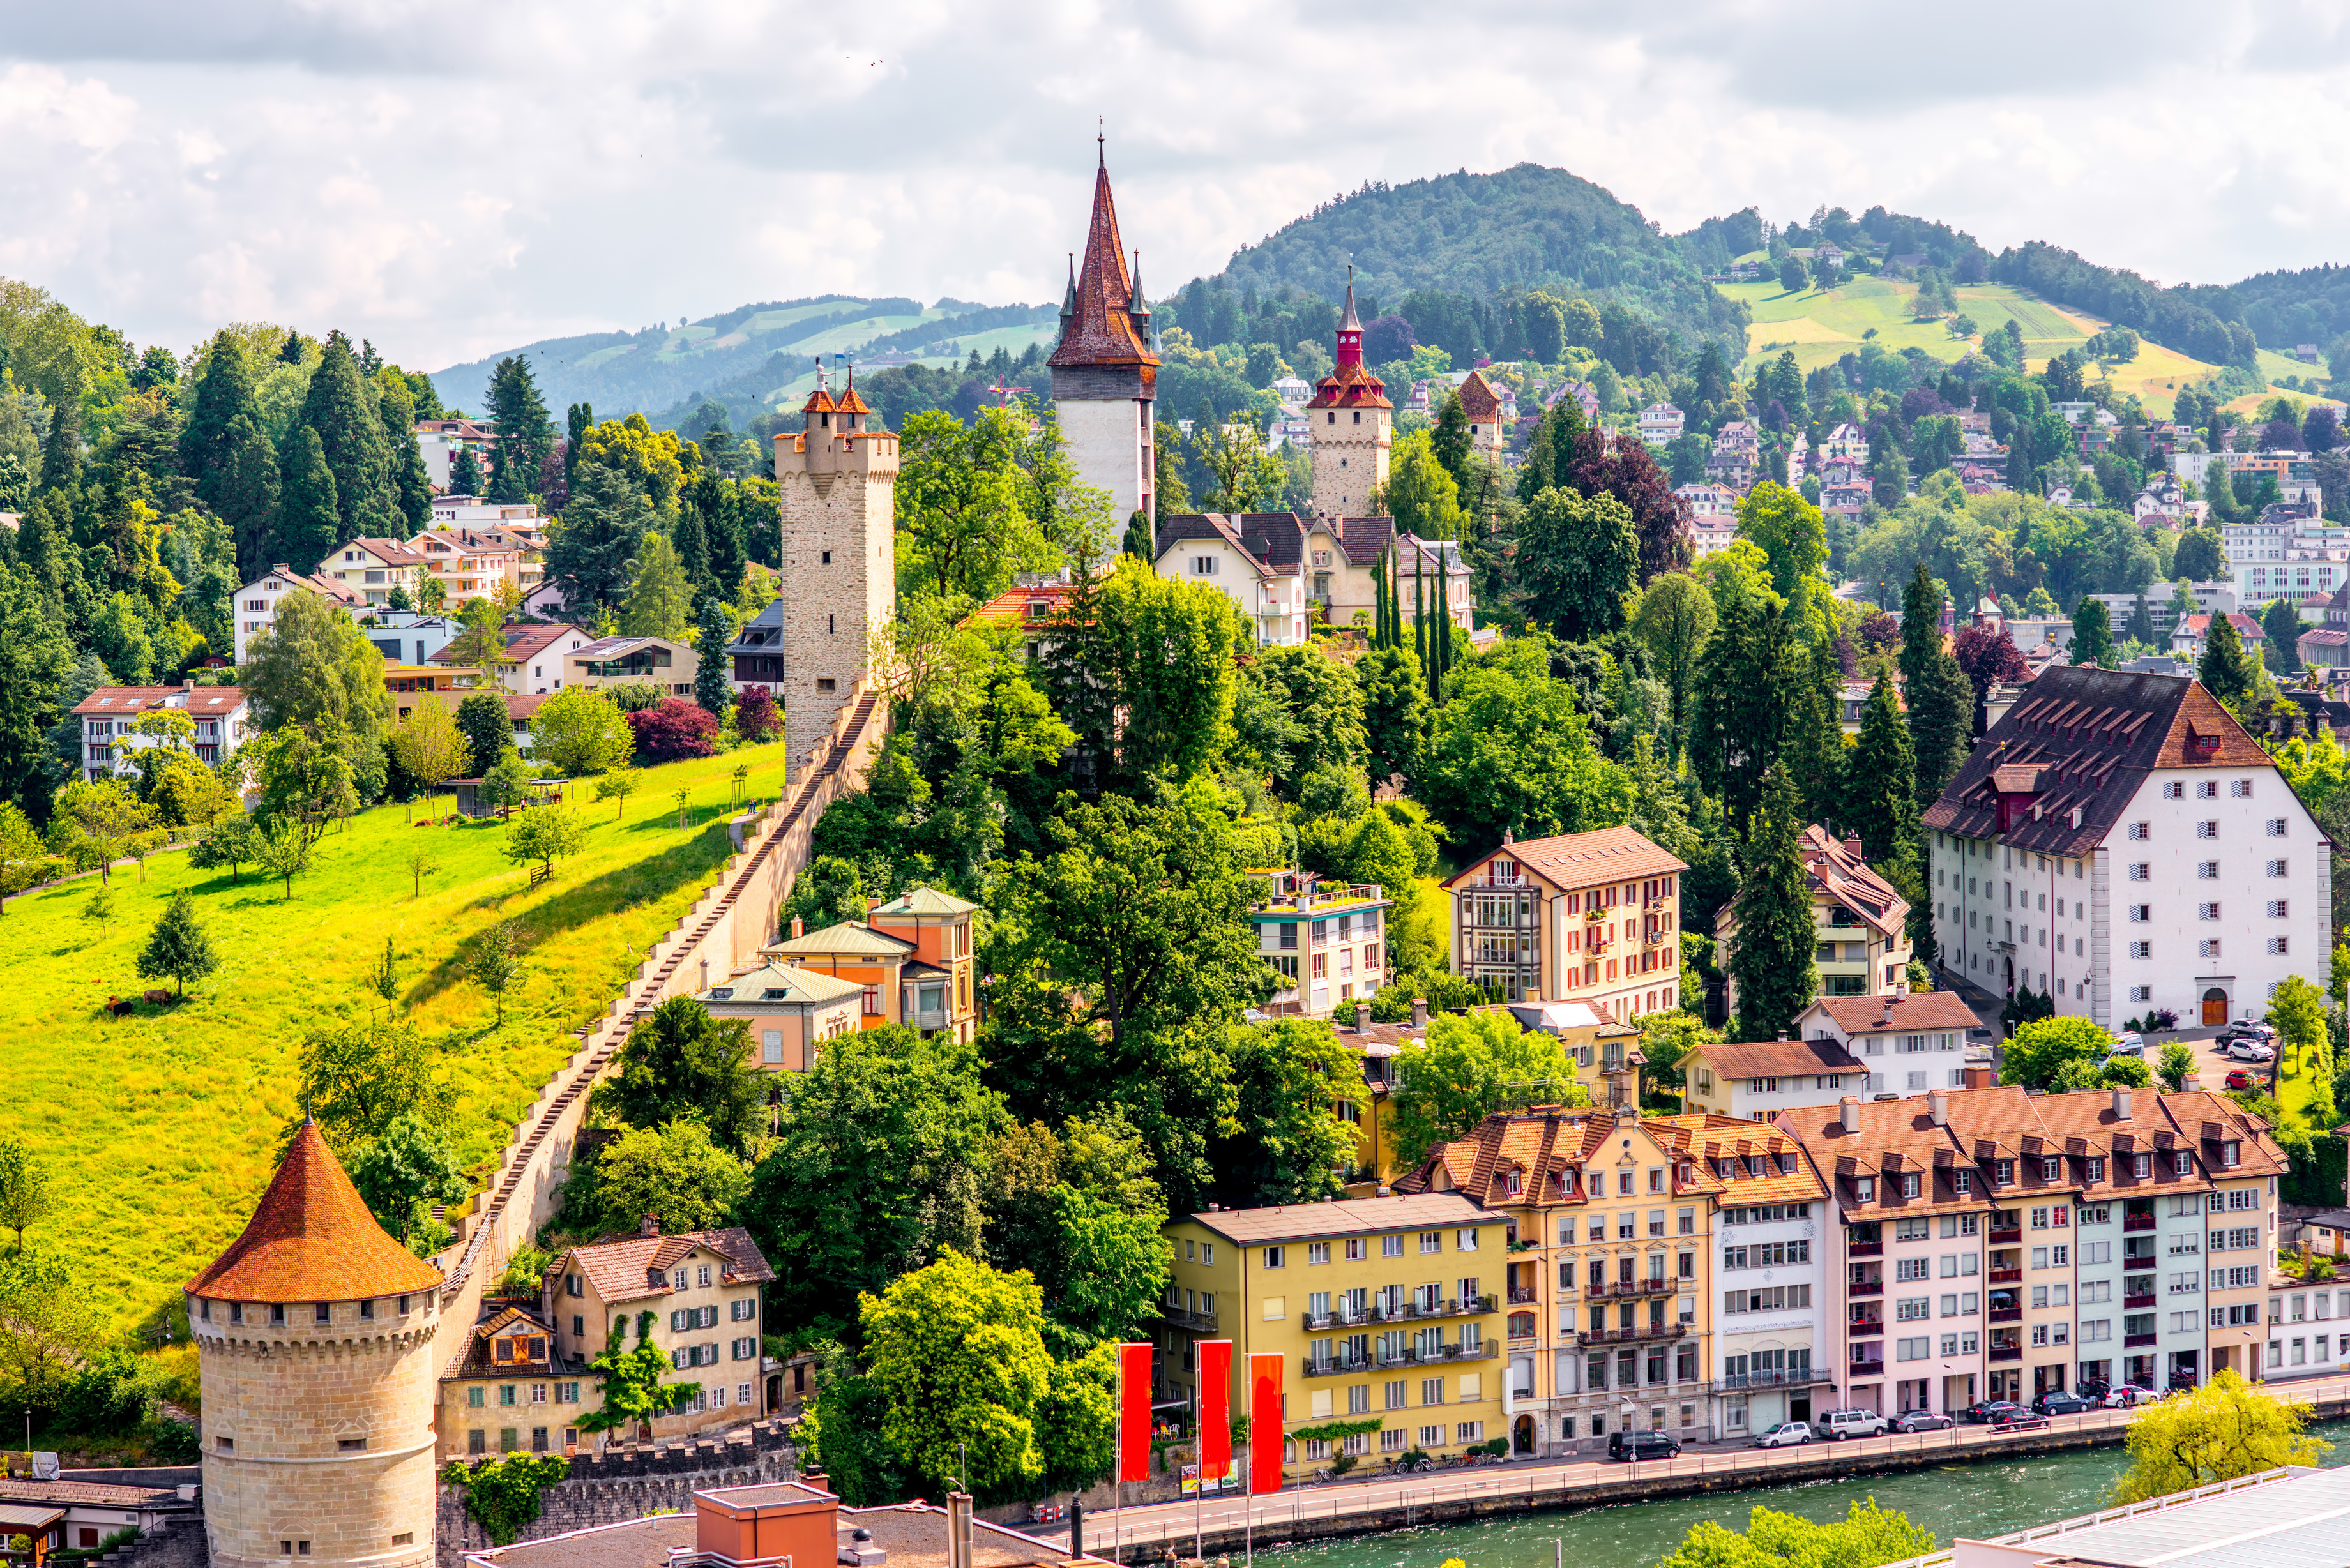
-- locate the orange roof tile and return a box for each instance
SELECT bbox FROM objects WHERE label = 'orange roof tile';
[1457,370,1502,421]
[186,1121,443,1303]
[1048,148,1158,373]
[1443,825,1688,890]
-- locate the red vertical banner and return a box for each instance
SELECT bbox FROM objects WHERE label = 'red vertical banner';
[1118,1342,1153,1482]
[1248,1352,1284,1493]
[1197,1340,1233,1474]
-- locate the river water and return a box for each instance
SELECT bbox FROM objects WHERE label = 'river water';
[1252,1419,2350,1568]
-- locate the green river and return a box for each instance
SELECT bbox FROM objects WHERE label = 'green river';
[1252,1419,2350,1568]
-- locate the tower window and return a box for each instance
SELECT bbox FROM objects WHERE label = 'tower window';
[269,1304,286,1326]
[816,678,837,693]
[821,551,831,564]
[1327,412,1335,424]
[1353,411,1361,424]
[314,1303,330,1323]
[827,614,835,633]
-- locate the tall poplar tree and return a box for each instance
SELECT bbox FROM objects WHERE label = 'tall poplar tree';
[298,331,394,541]
[1730,764,1819,1043]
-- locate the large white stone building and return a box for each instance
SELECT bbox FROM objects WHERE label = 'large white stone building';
[1047,146,1156,524]
[1923,664,2328,1029]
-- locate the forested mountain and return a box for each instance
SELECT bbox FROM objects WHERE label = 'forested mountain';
[1193,163,1752,358]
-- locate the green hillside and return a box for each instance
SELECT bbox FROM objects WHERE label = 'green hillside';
[0,743,788,1330]
[1199,163,1748,352]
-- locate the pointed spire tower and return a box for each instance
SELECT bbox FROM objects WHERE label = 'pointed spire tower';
[1049,137,1160,529]
[187,1121,443,1568]
[1307,262,1393,520]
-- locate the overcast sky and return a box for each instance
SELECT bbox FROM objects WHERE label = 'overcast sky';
[6,0,2350,372]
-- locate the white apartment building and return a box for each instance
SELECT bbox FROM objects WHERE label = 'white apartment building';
[1923,665,2328,1030]
[1637,403,1685,444]
[2264,1274,2350,1381]
[413,525,523,607]
[318,537,428,608]
[232,564,363,663]
[1711,1181,1831,1440]
[1153,513,1309,645]
[414,420,498,492]
[72,686,253,783]
[1790,990,1984,1096]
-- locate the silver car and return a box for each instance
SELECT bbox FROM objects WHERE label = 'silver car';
[1893,1408,1953,1432]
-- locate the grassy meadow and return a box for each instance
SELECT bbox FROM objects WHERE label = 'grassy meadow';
[1,741,792,1332]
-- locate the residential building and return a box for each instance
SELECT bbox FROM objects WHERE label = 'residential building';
[563,635,698,697]
[692,960,864,1071]
[434,622,593,695]
[1674,482,1736,518]
[1790,991,1984,1097]
[2291,1206,2350,1258]
[1705,421,1759,493]
[1393,530,1475,635]
[1049,149,1157,521]
[1157,1194,1508,1475]
[1307,278,1392,518]
[724,597,786,691]
[1299,514,1399,629]
[232,563,363,663]
[411,526,522,607]
[361,611,460,667]
[420,501,545,601]
[1154,513,1308,645]
[413,419,497,491]
[1456,370,1506,467]
[1244,868,1393,1018]
[1925,664,2330,1027]
[437,1305,589,1458]
[1501,1000,1645,1109]
[1720,826,1913,1014]
[1688,516,1738,560]
[1444,827,1687,1020]
[1397,1108,1830,1449]
[1637,403,1685,445]
[1821,422,1868,463]
[2084,584,2237,638]
[72,686,252,782]
[762,887,980,1043]
[317,538,428,608]
[383,665,480,725]
[1679,1035,1869,1122]
[542,1219,774,1443]
[1777,1083,2284,1418]
[2264,1269,2350,1379]
[0,1475,199,1562]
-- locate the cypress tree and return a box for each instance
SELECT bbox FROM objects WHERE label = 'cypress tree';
[1844,672,1920,869]
[36,372,80,495]
[2199,612,2260,710]
[1782,644,1848,834]
[216,413,282,580]
[694,596,731,718]
[181,331,257,498]
[2072,596,2114,669]
[566,402,595,488]
[276,425,341,572]
[298,331,394,540]
[1729,763,1819,1043]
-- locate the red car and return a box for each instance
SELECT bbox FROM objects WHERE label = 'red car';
[2225,1069,2256,1092]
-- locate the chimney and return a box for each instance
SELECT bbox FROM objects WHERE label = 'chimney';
[1840,1095,1860,1134]
[946,1493,973,1568]
[639,1214,660,1238]
[1843,834,1864,860]
[1965,1065,1993,1090]
[699,957,709,992]
[790,916,805,939]
[1411,996,1429,1028]
[1501,829,1514,847]
[1928,1089,1948,1127]
[2112,1086,2132,1121]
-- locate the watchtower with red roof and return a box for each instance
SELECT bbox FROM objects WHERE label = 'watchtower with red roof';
[1049,140,1158,524]
[1305,274,1393,518]
[773,361,900,771]
[186,1120,443,1568]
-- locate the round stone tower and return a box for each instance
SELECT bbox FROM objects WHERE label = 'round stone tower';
[186,1120,445,1568]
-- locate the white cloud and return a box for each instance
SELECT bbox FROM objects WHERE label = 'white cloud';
[3,2,2350,370]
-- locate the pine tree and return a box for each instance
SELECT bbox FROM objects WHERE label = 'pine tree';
[1899,565,1971,808]
[374,370,433,539]
[277,425,341,573]
[2199,613,2260,711]
[181,331,257,497]
[694,597,731,718]
[486,356,556,504]
[1844,672,1920,868]
[216,413,282,580]
[2072,596,2114,669]
[450,445,483,496]
[701,478,747,591]
[136,888,218,998]
[1781,645,1848,834]
[1689,597,1801,831]
[36,371,80,495]
[1430,389,1473,492]
[620,532,691,641]
[298,331,395,539]
[672,506,713,596]
[1729,764,1819,1043]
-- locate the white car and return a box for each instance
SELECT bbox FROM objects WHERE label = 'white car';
[2109,1031,2146,1057]
[1754,1420,1813,1447]
[2100,1383,2160,1408]
[2223,1040,2276,1063]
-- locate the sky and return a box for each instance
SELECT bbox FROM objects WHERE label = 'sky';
[6,0,2350,373]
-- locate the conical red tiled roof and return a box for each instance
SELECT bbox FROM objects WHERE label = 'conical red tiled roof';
[186,1121,443,1303]
[1308,275,1391,411]
[1049,147,1158,372]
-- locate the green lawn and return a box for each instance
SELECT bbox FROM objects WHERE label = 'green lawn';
[1,741,792,1331]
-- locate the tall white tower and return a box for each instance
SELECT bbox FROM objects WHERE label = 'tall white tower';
[1049,141,1158,525]
[1307,278,1393,519]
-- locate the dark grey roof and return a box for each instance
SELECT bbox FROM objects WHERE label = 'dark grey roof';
[725,596,786,656]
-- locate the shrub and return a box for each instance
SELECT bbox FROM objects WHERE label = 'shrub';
[736,686,780,743]
[627,699,720,762]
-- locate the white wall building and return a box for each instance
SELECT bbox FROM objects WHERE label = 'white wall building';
[72,686,253,783]
[1924,665,2328,1030]
[1153,513,1308,645]
[232,564,363,664]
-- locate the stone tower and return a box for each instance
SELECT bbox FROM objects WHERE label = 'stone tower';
[1049,141,1158,523]
[1307,276,1392,518]
[186,1121,444,1568]
[773,366,898,772]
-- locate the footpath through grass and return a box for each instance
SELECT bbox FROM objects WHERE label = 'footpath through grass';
[0,741,792,1331]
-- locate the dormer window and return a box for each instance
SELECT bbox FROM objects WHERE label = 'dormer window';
[2222,1141,2240,1168]
[1952,1170,1973,1195]
[1856,1176,1877,1202]
[1995,1159,2015,1185]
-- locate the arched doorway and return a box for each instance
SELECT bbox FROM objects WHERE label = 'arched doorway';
[2202,987,2229,1026]
[1513,1413,1535,1454]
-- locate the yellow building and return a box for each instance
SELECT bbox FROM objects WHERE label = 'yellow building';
[1159,1195,1508,1475]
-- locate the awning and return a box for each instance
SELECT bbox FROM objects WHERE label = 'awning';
[0,1505,65,1531]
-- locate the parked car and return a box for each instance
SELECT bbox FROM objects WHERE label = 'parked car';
[1754,1421,1813,1448]
[2225,1069,2256,1091]
[1963,1399,2024,1424]
[1987,1406,2043,1428]
[1893,1408,1953,1432]
[2100,1384,2159,1408]
[1817,1408,1890,1440]
[2223,1039,2276,1062]
[2033,1391,2094,1415]
[2219,1021,2276,1044]
[1607,1430,1681,1461]
[2109,1030,2145,1056]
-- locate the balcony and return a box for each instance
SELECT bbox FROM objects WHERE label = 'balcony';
[1248,882,1388,916]
[1161,1304,1220,1332]
[2125,1214,2156,1232]
[1847,1358,1886,1378]
[1508,1286,1539,1304]
[1714,1368,1835,1392]
[1989,1347,2023,1363]
[1576,1323,1688,1345]
[1989,1268,2022,1284]
[2125,1293,2157,1311]
[1847,1323,1883,1340]
[1989,1227,2024,1245]
[1847,1242,1883,1258]
[1989,1307,2022,1323]
[2125,1332,2158,1348]
[1849,1280,1883,1297]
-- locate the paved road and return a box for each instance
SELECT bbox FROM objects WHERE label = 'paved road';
[1047,1373,2350,1555]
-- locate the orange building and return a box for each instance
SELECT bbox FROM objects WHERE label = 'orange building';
[762,886,978,1041]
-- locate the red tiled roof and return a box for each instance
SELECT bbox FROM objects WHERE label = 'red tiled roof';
[1442,825,1688,890]
[1800,990,1981,1034]
[1048,151,1158,373]
[72,686,246,718]
[556,1226,776,1307]
[1457,370,1502,420]
[185,1121,443,1302]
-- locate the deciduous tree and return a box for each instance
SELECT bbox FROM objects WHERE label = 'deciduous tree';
[586,1120,752,1237]
[1516,485,1639,640]
[860,1249,1052,1493]
[2112,1369,2330,1502]
[296,1020,456,1151]
[591,995,769,1156]
[455,692,511,777]
[391,698,469,806]
[501,804,583,884]
[2072,596,2114,669]
[468,917,523,1024]
[619,532,692,642]
[1656,1500,1934,1568]
[346,1114,469,1248]
[1390,1011,1591,1167]
[1999,1015,2121,1094]
[0,1136,52,1254]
